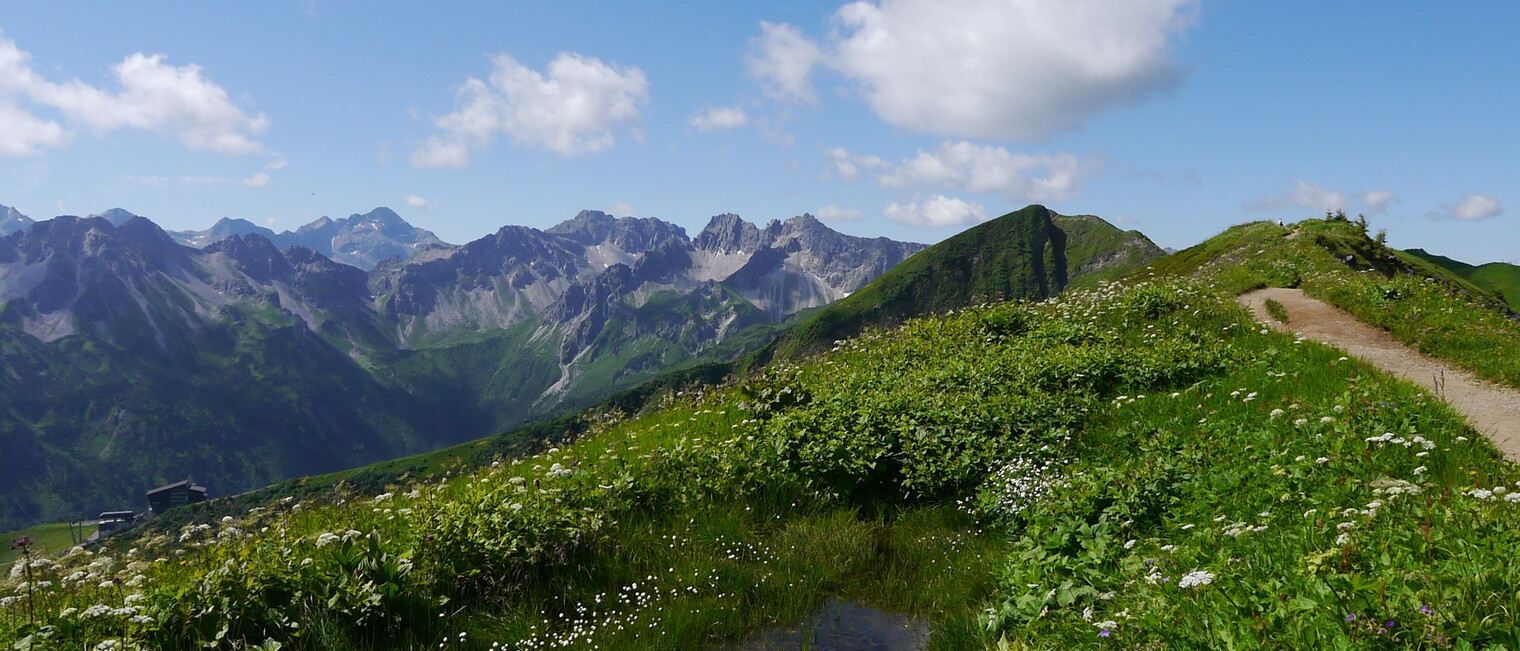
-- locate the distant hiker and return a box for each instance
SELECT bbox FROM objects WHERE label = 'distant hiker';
[1277,219,1285,227]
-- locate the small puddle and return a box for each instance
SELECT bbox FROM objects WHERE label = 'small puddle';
[726,597,930,651]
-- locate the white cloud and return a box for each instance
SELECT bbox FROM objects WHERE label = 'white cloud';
[1431,193,1503,221]
[404,195,432,210]
[120,174,170,186]
[0,102,67,156]
[827,0,1198,140]
[688,105,749,132]
[747,21,822,104]
[883,194,986,227]
[1358,189,1398,213]
[242,172,270,188]
[823,146,887,180]
[608,201,633,216]
[1247,181,1348,213]
[815,205,867,222]
[1112,215,1146,227]
[266,157,289,171]
[413,52,648,166]
[411,137,469,169]
[0,35,267,157]
[875,141,1086,203]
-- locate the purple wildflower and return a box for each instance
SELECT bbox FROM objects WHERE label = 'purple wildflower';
[1345,613,1356,622]
[1384,620,1396,629]
[1099,628,1111,638]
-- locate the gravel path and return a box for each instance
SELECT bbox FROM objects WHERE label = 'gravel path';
[1239,287,1520,461]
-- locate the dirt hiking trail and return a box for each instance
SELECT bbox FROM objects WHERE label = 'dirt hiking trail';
[1238,287,1520,461]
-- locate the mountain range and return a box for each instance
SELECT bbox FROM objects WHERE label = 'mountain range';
[0,205,925,529]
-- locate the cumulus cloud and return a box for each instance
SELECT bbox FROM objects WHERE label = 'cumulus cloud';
[823,146,887,180]
[815,205,867,222]
[0,36,268,156]
[824,0,1198,140]
[1430,194,1503,221]
[883,194,986,227]
[688,105,749,131]
[242,172,270,188]
[1247,181,1348,213]
[404,195,432,210]
[747,21,822,104]
[413,52,648,166]
[608,201,633,216]
[876,141,1086,203]
[1358,189,1398,213]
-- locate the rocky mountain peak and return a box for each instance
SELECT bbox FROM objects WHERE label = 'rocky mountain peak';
[297,216,335,235]
[0,204,33,235]
[546,210,619,245]
[694,213,764,254]
[89,207,143,226]
[204,233,292,284]
[548,210,687,255]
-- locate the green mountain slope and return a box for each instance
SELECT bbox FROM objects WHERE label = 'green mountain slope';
[0,307,438,531]
[762,205,1164,360]
[1403,247,1520,312]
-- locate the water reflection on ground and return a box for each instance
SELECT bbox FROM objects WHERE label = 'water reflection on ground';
[727,597,930,651]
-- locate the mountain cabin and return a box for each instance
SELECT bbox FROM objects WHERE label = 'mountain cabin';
[146,480,208,514]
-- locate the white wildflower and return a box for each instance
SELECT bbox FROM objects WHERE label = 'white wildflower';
[1178,570,1215,589]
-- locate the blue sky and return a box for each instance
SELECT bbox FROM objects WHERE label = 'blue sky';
[0,1,1515,263]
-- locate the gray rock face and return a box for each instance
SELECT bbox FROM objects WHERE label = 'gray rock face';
[89,207,143,227]
[546,210,688,255]
[171,207,449,271]
[0,216,387,348]
[0,204,33,235]
[289,207,447,270]
[173,217,279,249]
[5,206,920,352]
[692,212,927,319]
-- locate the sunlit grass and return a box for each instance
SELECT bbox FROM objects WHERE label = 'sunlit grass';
[0,523,94,568]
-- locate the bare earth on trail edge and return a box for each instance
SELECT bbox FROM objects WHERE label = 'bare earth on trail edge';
[1239,287,1520,461]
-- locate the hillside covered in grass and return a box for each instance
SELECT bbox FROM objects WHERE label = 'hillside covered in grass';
[760,205,1164,361]
[1403,248,1520,313]
[5,215,1520,649]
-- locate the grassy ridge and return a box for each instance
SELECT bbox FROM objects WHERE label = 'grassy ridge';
[1403,247,1520,312]
[762,205,1162,362]
[1154,215,1520,391]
